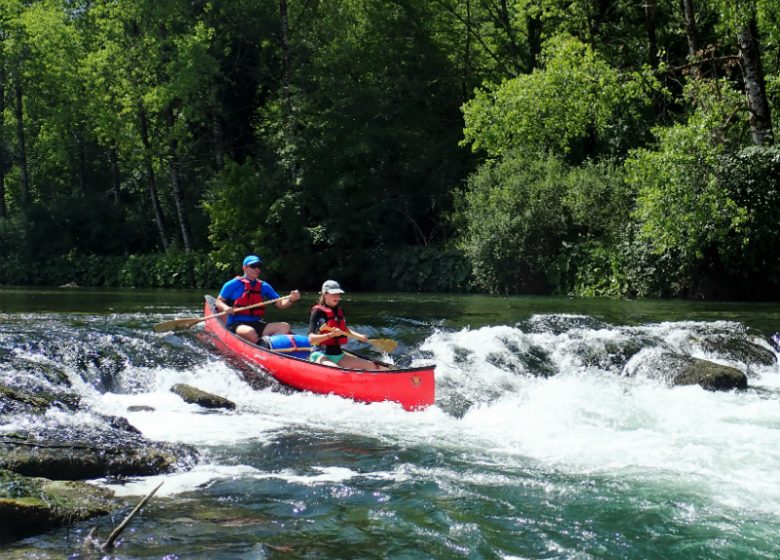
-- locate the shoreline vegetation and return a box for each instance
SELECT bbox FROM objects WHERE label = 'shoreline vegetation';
[0,2,779,301]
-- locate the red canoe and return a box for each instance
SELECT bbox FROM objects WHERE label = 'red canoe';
[201,296,435,410]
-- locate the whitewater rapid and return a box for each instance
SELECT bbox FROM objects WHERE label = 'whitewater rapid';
[59,318,778,522]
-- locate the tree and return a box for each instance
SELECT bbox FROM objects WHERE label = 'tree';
[717,0,775,145]
[461,34,656,161]
[0,33,6,218]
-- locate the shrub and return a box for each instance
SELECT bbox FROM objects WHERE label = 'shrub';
[457,152,572,294]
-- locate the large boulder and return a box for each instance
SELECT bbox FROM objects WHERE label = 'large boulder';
[0,469,117,538]
[671,356,748,391]
[626,352,748,391]
[0,429,198,481]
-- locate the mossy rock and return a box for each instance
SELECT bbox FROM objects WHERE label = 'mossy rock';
[0,431,198,480]
[0,384,81,416]
[0,469,117,538]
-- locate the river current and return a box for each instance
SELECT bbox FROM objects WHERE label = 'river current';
[1,288,779,559]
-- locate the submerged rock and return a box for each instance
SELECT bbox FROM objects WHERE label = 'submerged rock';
[0,468,117,538]
[0,383,80,416]
[171,383,236,410]
[694,335,777,369]
[127,405,156,412]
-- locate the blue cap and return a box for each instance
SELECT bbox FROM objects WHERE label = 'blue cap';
[242,255,262,266]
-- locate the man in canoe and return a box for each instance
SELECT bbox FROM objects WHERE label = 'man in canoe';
[307,280,387,370]
[214,255,301,344]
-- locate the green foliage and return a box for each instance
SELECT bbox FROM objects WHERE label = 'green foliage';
[627,81,748,267]
[0,250,222,288]
[116,252,222,289]
[559,232,682,298]
[563,159,634,239]
[376,246,474,293]
[712,146,780,290]
[1,0,779,299]
[461,34,656,161]
[457,152,572,294]
[203,159,271,265]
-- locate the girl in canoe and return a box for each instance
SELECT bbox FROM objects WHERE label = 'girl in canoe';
[307,280,388,370]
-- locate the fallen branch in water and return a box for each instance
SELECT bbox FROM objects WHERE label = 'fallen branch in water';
[84,481,164,551]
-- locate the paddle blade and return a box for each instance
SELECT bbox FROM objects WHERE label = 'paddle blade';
[368,338,398,353]
[152,317,202,333]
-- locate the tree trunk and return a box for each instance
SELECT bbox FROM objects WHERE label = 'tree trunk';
[211,112,225,169]
[280,0,290,101]
[14,73,30,205]
[680,0,698,61]
[166,106,193,252]
[680,0,702,78]
[495,0,523,73]
[642,0,666,120]
[526,10,542,72]
[279,0,298,185]
[461,0,471,100]
[138,103,169,252]
[77,129,87,194]
[109,145,129,256]
[0,48,6,218]
[643,0,659,69]
[737,18,774,146]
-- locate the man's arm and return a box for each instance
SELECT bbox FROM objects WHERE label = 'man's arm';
[275,289,300,309]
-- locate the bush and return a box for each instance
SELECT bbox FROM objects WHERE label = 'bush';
[376,245,473,293]
[0,251,224,289]
[713,146,780,293]
[457,152,572,294]
[116,253,223,289]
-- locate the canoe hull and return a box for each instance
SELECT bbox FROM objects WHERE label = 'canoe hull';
[201,296,435,410]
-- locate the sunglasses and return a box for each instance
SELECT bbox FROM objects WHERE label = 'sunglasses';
[247,263,261,269]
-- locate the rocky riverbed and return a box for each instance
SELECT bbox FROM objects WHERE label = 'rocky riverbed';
[0,380,207,542]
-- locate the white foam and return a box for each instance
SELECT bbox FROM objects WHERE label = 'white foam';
[74,320,780,516]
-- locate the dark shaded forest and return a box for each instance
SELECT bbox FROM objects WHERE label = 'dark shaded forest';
[0,0,778,298]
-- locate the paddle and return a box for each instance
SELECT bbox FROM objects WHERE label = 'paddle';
[320,325,398,353]
[153,296,290,333]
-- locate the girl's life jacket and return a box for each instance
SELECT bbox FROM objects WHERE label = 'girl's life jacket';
[313,304,348,346]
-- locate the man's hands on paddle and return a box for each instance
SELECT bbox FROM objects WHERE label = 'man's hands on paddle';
[277,290,300,309]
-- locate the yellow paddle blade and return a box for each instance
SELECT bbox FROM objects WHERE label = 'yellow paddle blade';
[152,317,202,333]
[368,338,398,353]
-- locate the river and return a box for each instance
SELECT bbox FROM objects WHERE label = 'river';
[1,287,779,559]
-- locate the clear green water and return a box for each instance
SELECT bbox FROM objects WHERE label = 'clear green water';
[1,288,779,559]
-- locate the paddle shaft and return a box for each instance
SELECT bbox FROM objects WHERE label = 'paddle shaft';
[320,325,397,352]
[154,295,291,333]
[320,325,365,343]
[205,295,290,325]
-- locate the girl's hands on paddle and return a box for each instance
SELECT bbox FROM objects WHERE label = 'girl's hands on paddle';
[348,329,369,343]
[324,326,346,338]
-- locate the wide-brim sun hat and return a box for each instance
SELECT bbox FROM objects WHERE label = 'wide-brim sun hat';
[243,255,263,266]
[321,280,345,294]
